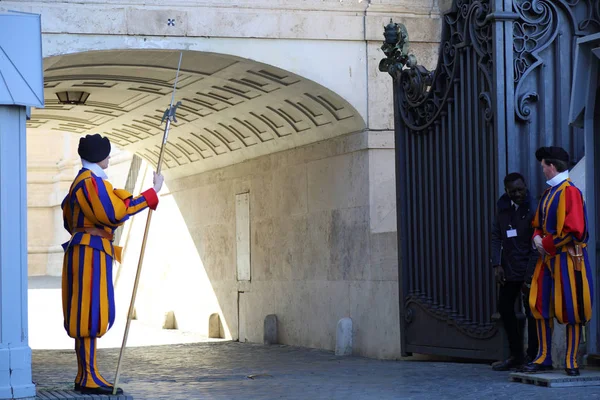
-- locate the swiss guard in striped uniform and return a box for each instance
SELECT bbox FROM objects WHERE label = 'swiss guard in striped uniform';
[61,134,164,395]
[523,146,593,376]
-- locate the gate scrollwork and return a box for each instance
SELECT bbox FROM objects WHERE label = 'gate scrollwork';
[380,0,493,132]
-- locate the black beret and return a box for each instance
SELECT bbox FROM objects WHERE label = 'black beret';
[78,134,111,163]
[535,146,569,164]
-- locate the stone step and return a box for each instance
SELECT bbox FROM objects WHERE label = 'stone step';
[36,389,132,399]
[510,370,600,388]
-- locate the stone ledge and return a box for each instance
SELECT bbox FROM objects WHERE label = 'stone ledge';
[510,370,600,388]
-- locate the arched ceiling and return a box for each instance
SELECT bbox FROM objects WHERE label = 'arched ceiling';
[29,50,366,179]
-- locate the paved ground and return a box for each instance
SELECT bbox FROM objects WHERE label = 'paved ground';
[32,341,600,400]
[29,276,600,399]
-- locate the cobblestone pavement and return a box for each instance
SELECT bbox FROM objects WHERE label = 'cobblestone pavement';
[28,277,600,399]
[32,341,600,400]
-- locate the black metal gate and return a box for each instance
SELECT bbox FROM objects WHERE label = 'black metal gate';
[380,0,600,359]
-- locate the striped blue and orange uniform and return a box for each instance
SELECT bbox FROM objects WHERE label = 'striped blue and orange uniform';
[529,178,593,369]
[61,168,158,389]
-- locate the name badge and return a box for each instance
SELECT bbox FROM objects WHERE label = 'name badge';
[507,229,517,238]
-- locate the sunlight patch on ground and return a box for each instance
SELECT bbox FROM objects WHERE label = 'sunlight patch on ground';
[28,276,225,350]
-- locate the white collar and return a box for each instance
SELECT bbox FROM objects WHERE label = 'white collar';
[511,201,519,210]
[82,159,108,180]
[546,170,569,187]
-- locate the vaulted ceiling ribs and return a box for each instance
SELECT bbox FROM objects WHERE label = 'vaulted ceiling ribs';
[30,50,365,178]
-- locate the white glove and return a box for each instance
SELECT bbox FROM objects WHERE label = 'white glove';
[153,172,164,193]
[533,235,547,256]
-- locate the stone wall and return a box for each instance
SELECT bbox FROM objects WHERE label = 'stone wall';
[27,130,402,358]
[27,131,133,276]
[27,131,70,276]
[119,130,400,358]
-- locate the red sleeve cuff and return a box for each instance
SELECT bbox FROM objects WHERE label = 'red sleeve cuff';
[542,235,557,256]
[142,188,159,210]
[533,229,543,240]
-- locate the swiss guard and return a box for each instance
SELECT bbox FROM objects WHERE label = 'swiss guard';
[60,134,164,394]
[523,146,593,376]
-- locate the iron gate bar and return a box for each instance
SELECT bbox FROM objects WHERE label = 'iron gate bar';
[392,82,410,355]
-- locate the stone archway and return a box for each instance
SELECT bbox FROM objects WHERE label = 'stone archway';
[28,48,370,351]
[32,49,366,179]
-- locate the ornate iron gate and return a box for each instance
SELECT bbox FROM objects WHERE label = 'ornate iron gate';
[380,0,600,359]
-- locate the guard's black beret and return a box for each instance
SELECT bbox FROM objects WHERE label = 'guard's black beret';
[78,134,111,163]
[535,146,569,164]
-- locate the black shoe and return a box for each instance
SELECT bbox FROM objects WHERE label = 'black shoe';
[521,362,554,374]
[524,354,535,364]
[515,355,534,372]
[492,356,524,371]
[74,383,80,391]
[565,368,580,376]
[79,386,123,395]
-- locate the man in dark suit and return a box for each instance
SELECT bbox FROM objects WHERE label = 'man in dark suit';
[491,173,539,371]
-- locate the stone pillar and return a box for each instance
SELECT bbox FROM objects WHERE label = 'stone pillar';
[335,318,353,356]
[209,313,223,339]
[0,106,36,399]
[263,315,277,345]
